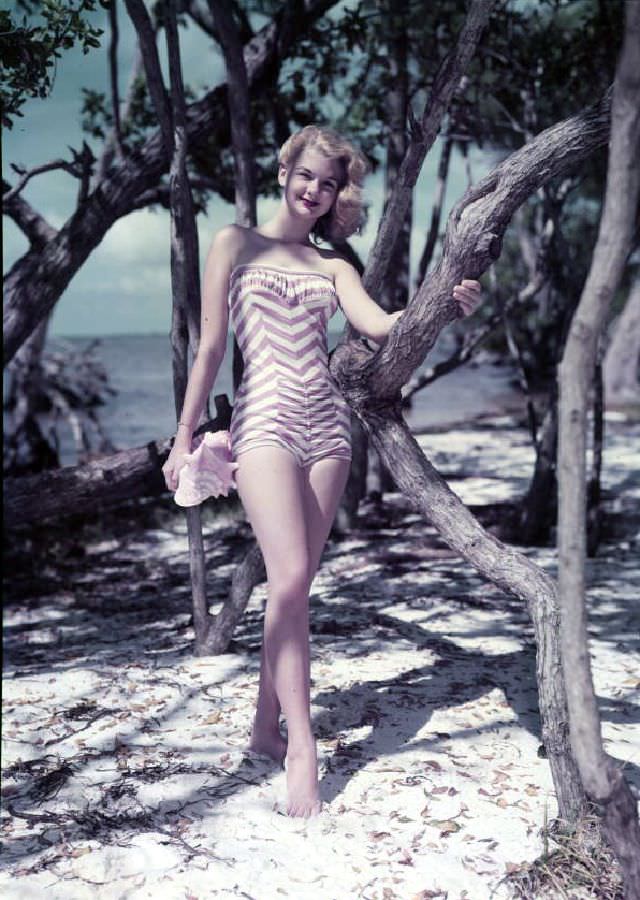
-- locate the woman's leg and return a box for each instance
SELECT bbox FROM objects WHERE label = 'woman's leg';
[301,456,352,575]
[234,445,318,814]
[274,456,350,813]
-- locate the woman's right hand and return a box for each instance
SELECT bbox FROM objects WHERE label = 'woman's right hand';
[162,433,192,492]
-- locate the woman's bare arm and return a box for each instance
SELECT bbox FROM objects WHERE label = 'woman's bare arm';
[333,258,482,344]
[162,224,242,490]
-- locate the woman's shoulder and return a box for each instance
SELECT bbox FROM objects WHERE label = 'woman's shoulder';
[209,224,263,265]
[312,248,361,281]
[322,251,361,281]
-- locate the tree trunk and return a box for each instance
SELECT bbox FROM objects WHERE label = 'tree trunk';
[416,133,453,284]
[330,93,616,823]
[3,438,170,527]
[339,0,496,527]
[126,0,210,655]
[557,1,640,891]
[2,0,338,366]
[205,0,263,654]
[366,405,586,822]
[518,392,558,545]
[369,0,411,499]
[603,275,640,406]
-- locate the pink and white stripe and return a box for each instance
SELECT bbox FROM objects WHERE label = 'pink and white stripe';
[227,264,352,467]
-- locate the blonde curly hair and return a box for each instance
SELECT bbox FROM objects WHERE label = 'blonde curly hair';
[278,125,369,243]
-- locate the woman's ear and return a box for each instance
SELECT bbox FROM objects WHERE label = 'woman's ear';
[277,163,288,187]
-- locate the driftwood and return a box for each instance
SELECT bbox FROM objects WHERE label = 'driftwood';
[2,397,232,528]
[4,330,117,476]
[2,0,338,366]
[330,92,615,823]
[557,1,640,892]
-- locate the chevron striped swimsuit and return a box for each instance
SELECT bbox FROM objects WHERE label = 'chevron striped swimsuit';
[228,263,352,468]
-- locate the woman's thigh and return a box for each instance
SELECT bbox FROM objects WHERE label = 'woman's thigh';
[234,445,310,583]
[302,457,351,576]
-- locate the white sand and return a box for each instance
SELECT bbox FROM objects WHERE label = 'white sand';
[2,414,638,900]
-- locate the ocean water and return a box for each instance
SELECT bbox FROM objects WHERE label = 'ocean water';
[46,330,519,467]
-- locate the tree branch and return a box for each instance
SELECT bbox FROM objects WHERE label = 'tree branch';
[333,88,613,405]
[2,180,57,246]
[108,0,124,160]
[208,0,256,227]
[359,0,496,301]
[123,0,173,157]
[3,0,338,366]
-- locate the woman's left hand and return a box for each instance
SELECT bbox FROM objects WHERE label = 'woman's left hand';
[453,279,482,317]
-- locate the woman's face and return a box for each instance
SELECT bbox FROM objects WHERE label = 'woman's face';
[279,145,343,224]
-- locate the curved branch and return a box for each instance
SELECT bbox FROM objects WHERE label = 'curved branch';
[124,0,173,157]
[2,180,57,245]
[360,0,496,301]
[334,89,613,404]
[3,0,337,366]
[108,0,124,159]
[3,160,77,203]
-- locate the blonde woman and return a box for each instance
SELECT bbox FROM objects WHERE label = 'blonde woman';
[163,125,481,817]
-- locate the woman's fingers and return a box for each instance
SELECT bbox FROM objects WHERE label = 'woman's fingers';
[162,457,180,491]
[452,279,482,317]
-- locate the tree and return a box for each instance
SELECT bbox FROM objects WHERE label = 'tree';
[604,273,640,406]
[557,0,640,892]
[0,0,105,129]
[6,0,607,826]
[5,0,634,833]
[2,0,339,366]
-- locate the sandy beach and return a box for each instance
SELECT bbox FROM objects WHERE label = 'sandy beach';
[2,412,638,900]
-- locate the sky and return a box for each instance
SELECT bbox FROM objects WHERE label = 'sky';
[2,1,493,338]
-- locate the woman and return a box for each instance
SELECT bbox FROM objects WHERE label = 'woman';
[162,125,481,818]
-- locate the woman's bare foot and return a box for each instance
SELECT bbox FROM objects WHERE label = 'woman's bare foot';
[246,718,287,764]
[285,738,322,818]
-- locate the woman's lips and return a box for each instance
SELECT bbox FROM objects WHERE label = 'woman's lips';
[301,197,318,209]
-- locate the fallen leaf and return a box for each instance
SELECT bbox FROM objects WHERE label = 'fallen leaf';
[426,818,461,835]
[203,712,222,725]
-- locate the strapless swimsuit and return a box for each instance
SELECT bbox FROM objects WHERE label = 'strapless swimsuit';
[228,264,352,468]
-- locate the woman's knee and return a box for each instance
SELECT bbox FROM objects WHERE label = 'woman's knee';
[267,558,312,607]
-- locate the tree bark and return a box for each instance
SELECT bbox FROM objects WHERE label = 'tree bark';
[603,275,640,406]
[330,93,616,824]
[3,397,232,528]
[416,133,453,284]
[206,0,263,654]
[358,0,496,304]
[164,0,211,656]
[363,404,586,823]
[340,0,496,526]
[557,1,640,891]
[208,0,256,396]
[125,0,209,654]
[2,0,338,366]
[369,0,411,499]
[3,438,170,527]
